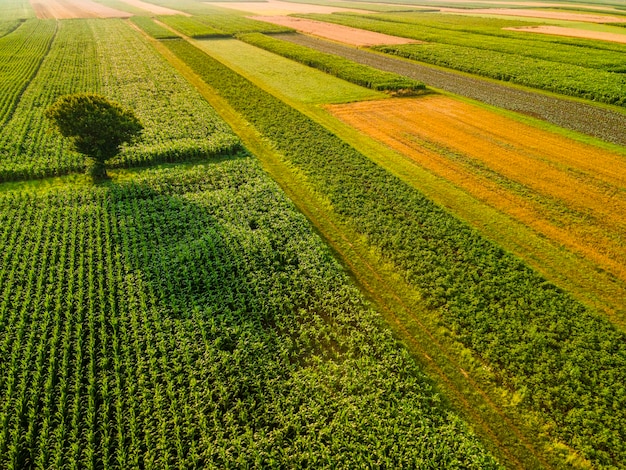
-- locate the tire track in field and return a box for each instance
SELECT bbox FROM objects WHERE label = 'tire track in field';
[278,32,626,147]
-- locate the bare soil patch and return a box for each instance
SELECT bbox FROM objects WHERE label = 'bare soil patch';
[440,7,626,23]
[119,0,189,16]
[31,0,131,18]
[252,16,419,46]
[505,25,626,44]
[211,0,369,16]
[327,95,626,283]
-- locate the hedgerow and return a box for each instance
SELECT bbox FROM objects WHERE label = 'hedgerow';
[166,38,626,467]
[238,32,425,92]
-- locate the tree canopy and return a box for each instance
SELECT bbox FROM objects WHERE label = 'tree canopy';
[46,93,143,179]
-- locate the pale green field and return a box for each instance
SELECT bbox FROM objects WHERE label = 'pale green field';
[194,38,384,104]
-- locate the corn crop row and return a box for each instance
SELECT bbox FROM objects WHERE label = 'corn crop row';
[0,161,499,468]
[0,19,240,183]
[165,38,626,468]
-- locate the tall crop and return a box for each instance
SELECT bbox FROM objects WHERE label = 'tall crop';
[238,33,425,92]
[0,19,55,127]
[301,12,626,106]
[0,161,500,468]
[0,19,240,183]
[166,39,626,468]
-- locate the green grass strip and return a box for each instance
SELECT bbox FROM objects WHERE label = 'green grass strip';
[238,32,425,92]
[164,37,626,468]
[129,16,179,39]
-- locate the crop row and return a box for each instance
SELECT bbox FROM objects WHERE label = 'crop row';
[376,42,626,106]
[156,15,226,38]
[0,19,240,182]
[165,38,626,467]
[238,32,425,92]
[0,19,99,180]
[158,10,291,38]
[0,160,499,468]
[128,16,178,40]
[0,19,55,127]
[92,20,240,167]
[301,13,626,106]
[312,12,626,71]
[0,19,22,38]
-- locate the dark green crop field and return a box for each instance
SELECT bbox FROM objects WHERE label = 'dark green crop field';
[2,0,625,468]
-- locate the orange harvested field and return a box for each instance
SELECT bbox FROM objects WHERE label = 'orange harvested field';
[251,16,420,46]
[440,7,626,23]
[211,0,369,16]
[327,95,626,283]
[119,0,189,16]
[30,0,131,18]
[504,25,626,44]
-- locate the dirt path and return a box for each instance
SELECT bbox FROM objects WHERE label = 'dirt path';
[278,33,626,146]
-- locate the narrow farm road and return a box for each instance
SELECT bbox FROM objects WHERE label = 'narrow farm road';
[278,33,626,147]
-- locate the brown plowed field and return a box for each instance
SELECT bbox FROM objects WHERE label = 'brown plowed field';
[31,0,131,18]
[252,16,419,46]
[504,25,626,44]
[212,0,369,16]
[118,0,189,16]
[327,95,626,282]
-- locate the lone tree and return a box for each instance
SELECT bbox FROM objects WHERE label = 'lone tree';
[46,93,143,180]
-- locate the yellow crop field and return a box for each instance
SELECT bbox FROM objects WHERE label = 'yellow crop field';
[328,95,626,284]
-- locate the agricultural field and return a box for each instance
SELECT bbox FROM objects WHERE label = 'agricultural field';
[159,33,626,468]
[2,0,626,468]
[296,11,626,104]
[0,19,239,182]
[0,160,501,469]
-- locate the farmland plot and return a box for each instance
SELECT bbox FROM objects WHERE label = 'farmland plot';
[165,38,626,467]
[326,95,626,292]
[0,19,55,127]
[194,37,383,104]
[300,12,626,105]
[0,160,500,469]
[30,0,131,19]
[0,19,239,182]
[0,0,34,20]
